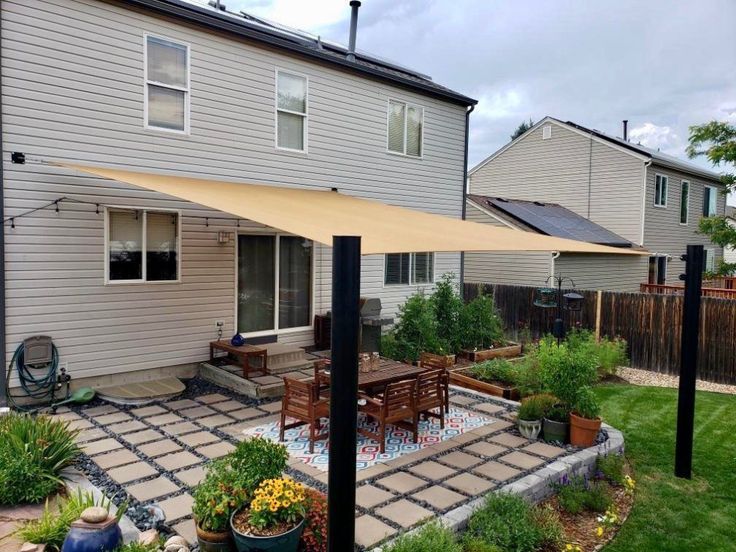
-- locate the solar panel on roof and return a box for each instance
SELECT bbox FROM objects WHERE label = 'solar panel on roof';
[488,199,632,247]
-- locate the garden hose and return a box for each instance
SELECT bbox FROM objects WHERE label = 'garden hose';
[5,342,60,411]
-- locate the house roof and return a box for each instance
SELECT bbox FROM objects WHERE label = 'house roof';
[119,0,477,106]
[467,194,634,248]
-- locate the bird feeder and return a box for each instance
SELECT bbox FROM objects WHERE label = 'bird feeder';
[563,291,584,312]
[533,287,558,308]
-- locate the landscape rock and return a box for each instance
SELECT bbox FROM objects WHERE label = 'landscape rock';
[80,506,109,523]
[20,543,45,552]
[164,536,188,548]
[138,529,159,546]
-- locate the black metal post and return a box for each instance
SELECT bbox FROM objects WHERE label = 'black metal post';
[327,236,361,551]
[675,244,703,479]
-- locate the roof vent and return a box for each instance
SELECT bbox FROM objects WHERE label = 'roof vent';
[533,201,545,206]
[347,1,361,62]
[542,125,552,140]
[208,0,226,10]
[495,197,508,202]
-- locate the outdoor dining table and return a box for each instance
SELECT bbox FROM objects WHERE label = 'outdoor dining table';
[313,352,425,390]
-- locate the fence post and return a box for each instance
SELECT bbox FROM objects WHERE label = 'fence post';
[595,290,602,342]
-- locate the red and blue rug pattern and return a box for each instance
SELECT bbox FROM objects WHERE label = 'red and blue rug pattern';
[242,407,494,471]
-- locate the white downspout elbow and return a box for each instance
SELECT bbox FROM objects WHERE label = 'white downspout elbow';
[550,251,560,280]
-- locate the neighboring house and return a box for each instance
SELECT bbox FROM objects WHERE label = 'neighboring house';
[465,195,648,292]
[467,117,727,287]
[725,206,736,266]
[1,0,475,388]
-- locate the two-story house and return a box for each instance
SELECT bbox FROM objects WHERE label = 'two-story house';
[464,117,726,291]
[0,0,476,391]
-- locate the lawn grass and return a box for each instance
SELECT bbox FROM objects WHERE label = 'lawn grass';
[596,384,736,552]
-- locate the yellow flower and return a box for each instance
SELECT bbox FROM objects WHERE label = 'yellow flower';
[596,526,604,537]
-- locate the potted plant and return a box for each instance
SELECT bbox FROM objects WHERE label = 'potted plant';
[543,403,570,444]
[516,394,556,439]
[192,460,243,552]
[569,386,602,447]
[230,478,307,552]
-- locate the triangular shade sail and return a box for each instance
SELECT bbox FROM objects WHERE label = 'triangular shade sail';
[61,163,647,256]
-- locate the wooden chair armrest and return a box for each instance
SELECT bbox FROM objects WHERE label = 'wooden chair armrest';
[358,393,383,407]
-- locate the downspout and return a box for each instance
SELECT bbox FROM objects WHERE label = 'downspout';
[587,132,593,218]
[640,160,652,247]
[550,251,560,280]
[459,104,475,287]
[0,13,6,407]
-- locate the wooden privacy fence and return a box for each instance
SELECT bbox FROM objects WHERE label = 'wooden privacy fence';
[464,283,736,385]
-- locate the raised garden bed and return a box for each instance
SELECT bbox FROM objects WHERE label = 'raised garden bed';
[460,341,522,362]
[449,363,522,401]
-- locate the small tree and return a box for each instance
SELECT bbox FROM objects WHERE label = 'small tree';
[687,121,736,275]
[511,118,535,140]
[459,293,504,350]
[388,291,442,361]
[430,274,464,353]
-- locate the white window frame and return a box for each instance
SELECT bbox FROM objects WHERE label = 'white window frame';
[144,34,191,134]
[386,99,424,158]
[703,185,718,217]
[104,206,182,285]
[234,231,316,338]
[654,174,668,208]
[704,248,716,273]
[274,68,309,153]
[383,252,435,286]
[679,180,690,225]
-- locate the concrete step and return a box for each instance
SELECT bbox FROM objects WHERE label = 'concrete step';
[267,358,314,375]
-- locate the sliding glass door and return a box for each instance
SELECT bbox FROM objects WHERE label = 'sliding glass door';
[237,234,312,335]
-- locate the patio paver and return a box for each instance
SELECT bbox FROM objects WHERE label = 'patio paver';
[522,441,566,458]
[499,451,545,470]
[154,451,202,471]
[145,413,184,427]
[138,439,182,457]
[227,407,264,421]
[473,403,505,416]
[83,438,124,456]
[178,431,220,447]
[165,399,200,411]
[408,461,456,481]
[123,429,165,445]
[172,519,197,546]
[126,476,180,502]
[356,485,395,509]
[376,499,432,529]
[130,405,167,417]
[96,412,132,425]
[489,432,529,448]
[444,473,496,495]
[473,460,521,482]
[85,405,119,416]
[179,406,217,418]
[198,414,235,427]
[175,466,207,487]
[158,493,194,522]
[258,401,282,413]
[108,461,158,484]
[197,393,229,404]
[75,428,108,443]
[210,400,245,412]
[439,450,483,469]
[376,472,426,494]
[464,441,507,458]
[92,449,140,470]
[107,420,147,434]
[196,441,236,459]
[354,515,396,549]
[163,422,200,436]
[412,486,466,510]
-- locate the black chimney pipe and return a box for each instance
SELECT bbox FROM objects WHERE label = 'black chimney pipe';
[347,1,361,62]
[622,119,628,142]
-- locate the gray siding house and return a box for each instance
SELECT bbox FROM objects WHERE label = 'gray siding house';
[0,0,475,389]
[466,117,726,289]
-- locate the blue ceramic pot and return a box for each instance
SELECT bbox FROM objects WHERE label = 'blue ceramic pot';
[61,517,122,552]
[230,510,304,552]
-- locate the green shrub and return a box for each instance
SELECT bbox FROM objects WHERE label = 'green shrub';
[114,540,162,552]
[517,394,557,421]
[387,292,443,362]
[463,494,549,552]
[462,538,502,552]
[514,354,544,398]
[0,413,80,505]
[596,453,626,486]
[430,274,465,355]
[596,337,628,377]
[459,294,504,351]
[382,522,462,552]
[469,359,520,386]
[544,403,570,423]
[584,480,613,513]
[538,340,598,409]
[555,476,588,514]
[530,504,564,549]
[573,386,601,420]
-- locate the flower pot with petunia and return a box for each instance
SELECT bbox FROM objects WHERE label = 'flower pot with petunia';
[230,478,307,552]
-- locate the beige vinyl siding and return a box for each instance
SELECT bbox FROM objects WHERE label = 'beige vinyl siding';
[555,254,648,292]
[469,120,645,244]
[642,164,726,279]
[2,0,465,383]
[463,203,551,285]
[725,219,736,264]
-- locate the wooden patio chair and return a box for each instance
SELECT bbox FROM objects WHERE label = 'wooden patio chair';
[313,358,331,399]
[358,379,418,454]
[419,353,451,414]
[416,368,445,429]
[279,377,330,454]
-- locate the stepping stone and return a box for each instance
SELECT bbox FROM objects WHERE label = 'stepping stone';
[354,515,396,549]
[83,438,123,456]
[498,451,545,470]
[408,461,456,481]
[450,395,475,406]
[444,473,495,495]
[489,432,529,448]
[139,439,182,457]
[178,431,219,447]
[146,413,184,427]
[107,420,147,434]
[108,461,158,484]
[258,401,282,413]
[356,485,395,509]
[166,399,200,411]
[197,393,229,404]
[210,400,245,412]
[127,476,179,502]
[51,411,81,422]
[412,485,466,510]
[464,441,507,458]
[84,405,119,416]
[196,441,235,459]
[376,473,426,494]
[473,461,521,482]
[198,414,234,428]
[158,493,194,522]
[179,406,217,418]
[75,428,108,443]
[251,375,281,385]
[227,407,264,421]
[130,405,167,417]
[163,422,200,436]
[96,412,132,425]
[67,419,94,431]
[376,499,432,529]
[473,403,505,415]
[123,429,165,445]
[439,451,482,469]
[355,463,391,482]
[93,449,139,470]
[172,519,197,546]
[175,466,206,487]
[155,451,201,471]
[522,441,565,458]
[219,423,252,441]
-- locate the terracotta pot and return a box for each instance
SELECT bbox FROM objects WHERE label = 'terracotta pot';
[196,523,234,552]
[569,412,602,447]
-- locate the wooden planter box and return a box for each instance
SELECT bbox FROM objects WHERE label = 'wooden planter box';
[419,352,456,368]
[460,342,522,362]
[449,368,521,401]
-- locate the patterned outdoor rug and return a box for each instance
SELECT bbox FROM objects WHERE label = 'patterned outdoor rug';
[242,407,494,471]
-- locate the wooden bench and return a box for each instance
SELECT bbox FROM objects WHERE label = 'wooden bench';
[209,340,268,379]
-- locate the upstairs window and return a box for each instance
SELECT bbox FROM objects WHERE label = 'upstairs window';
[704,248,716,273]
[388,100,423,157]
[703,186,717,216]
[145,36,189,132]
[384,252,434,285]
[680,181,690,224]
[276,71,308,151]
[654,174,668,207]
[107,208,180,283]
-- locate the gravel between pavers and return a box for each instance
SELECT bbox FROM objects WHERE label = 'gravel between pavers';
[619,366,736,395]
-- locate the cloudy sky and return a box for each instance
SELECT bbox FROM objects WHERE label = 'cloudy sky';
[230,0,734,196]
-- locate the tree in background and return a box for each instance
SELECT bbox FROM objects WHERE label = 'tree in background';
[511,118,535,140]
[687,121,736,276]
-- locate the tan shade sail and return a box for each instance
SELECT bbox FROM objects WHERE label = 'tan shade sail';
[61,163,646,256]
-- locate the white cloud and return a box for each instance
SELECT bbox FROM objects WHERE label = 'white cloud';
[628,123,683,155]
[474,89,525,121]
[229,0,347,34]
